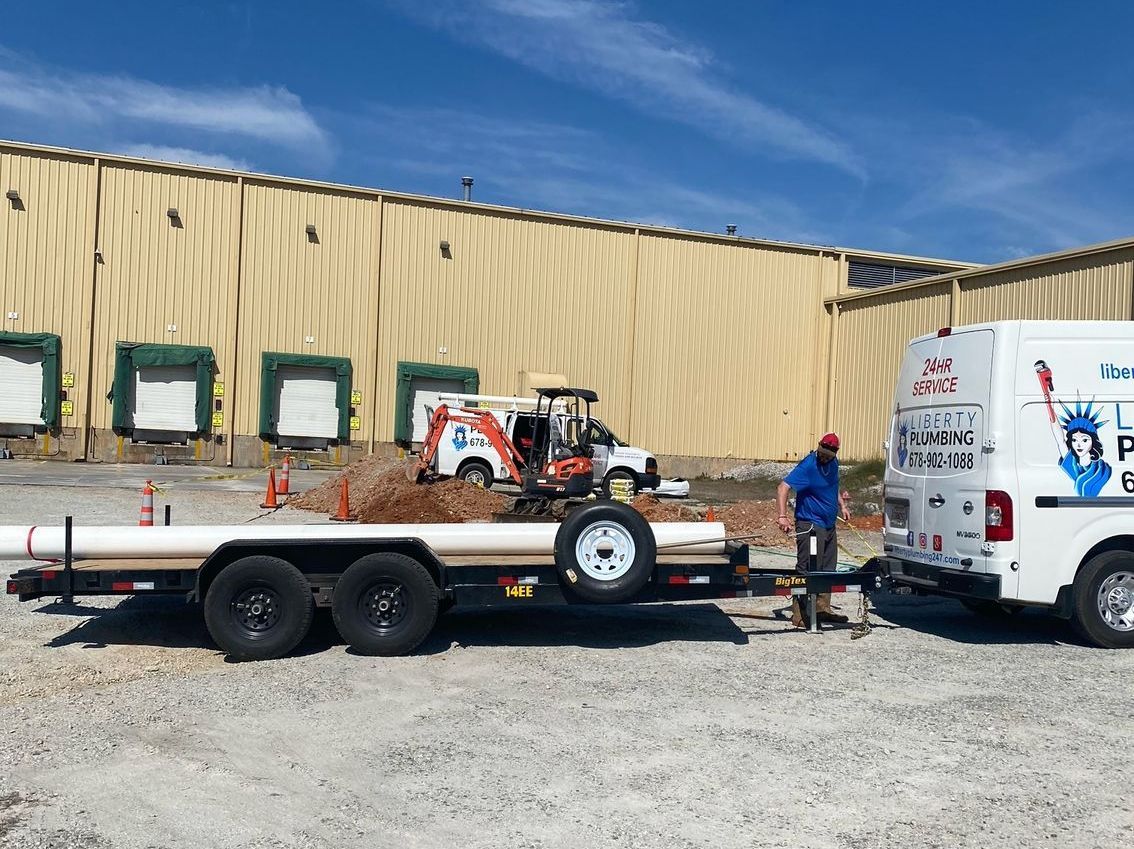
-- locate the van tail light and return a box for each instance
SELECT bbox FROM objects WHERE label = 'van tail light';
[985,490,1013,541]
[937,327,952,337]
[645,457,658,474]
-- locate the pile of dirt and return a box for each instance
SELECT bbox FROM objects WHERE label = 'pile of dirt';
[291,456,506,523]
[630,494,699,523]
[847,513,883,532]
[713,500,792,547]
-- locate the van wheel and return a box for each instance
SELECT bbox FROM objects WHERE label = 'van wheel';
[458,461,494,490]
[1071,551,1134,648]
[554,502,655,603]
[602,470,638,498]
[204,556,314,661]
[960,598,1024,618]
[332,553,439,656]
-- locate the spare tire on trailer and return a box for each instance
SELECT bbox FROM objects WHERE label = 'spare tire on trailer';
[554,502,656,603]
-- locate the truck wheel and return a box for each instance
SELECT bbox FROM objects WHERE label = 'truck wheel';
[554,502,655,603]
[204,556,314,661]
[602,470,638,498]
[960,598,1024,618]
[459,461,494,490]
[1071,551,1134,648]
[332,553,439,656]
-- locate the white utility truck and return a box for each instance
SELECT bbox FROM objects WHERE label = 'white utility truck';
[429,393,663,496]
[878,320,1134,647]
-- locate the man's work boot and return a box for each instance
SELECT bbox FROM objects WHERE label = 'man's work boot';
[790,598,806,628]
[816,593,849,623]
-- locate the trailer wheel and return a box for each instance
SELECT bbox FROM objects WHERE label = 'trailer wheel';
[332,553,439,656]
[1071,551,1134,648]
[458,460,495,490]
[554,501,656,603]
[204,556,314,661]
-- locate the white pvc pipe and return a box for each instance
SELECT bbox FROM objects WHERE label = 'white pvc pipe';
[0,522,725,562]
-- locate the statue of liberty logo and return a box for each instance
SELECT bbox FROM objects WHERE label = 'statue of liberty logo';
[1058,400,1111,497]
[452,425,468,451]
[897,419,909,468]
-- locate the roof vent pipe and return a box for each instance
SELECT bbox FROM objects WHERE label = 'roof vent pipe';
[726,224,737,236]
[461,176,473,202]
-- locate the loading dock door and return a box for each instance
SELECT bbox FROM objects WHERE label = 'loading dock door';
[275,365,339,439]
[129,365,197,432]
[411,376,467,443]
[0,346,45,425]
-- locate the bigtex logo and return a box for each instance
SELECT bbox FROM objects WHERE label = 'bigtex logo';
[774,576,807,587]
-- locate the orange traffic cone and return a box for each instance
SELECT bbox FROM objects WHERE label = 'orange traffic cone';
[139,480,155,526]
[705,505,715,522]
[261,468,280,509]
[329,478,356,522]
[277,453,291,497]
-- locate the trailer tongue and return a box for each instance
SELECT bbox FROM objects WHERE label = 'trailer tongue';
[6,503,880,660]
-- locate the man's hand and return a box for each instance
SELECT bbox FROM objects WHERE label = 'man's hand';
[841,506,851,523]
[777,515,793,534]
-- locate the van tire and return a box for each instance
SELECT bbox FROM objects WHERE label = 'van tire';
[458,460,494,490]
[602,469,638,498]
[1070,551,1134,649]
[554,502,655,603]
[960,598,1024,618]
[204,556,314,661]
[332,553,439,656]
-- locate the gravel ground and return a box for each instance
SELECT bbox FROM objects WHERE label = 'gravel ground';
[0,482,1131,848]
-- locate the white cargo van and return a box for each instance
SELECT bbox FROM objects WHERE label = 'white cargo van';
[879,320,1134,648]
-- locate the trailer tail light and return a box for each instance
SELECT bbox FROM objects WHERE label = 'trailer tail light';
[645,457,658,474]
[937,327,952,337]
[985,490,1013,542]
[6,581,17,594]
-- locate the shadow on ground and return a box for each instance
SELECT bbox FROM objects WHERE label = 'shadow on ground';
[870,593,1082,647]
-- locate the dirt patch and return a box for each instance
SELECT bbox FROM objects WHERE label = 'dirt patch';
[291,458,506,523]
[630,494,699,523]
[848,513,883,532]
[714,500,791,547]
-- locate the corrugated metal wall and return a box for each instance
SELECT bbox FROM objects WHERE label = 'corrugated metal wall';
[0,150,96,433]
[89,165,241,434]
[374,199,637,442]
[959,249,1134,323]
[235,183,382,442]
[831,283,952,458]
[631,236,839,459]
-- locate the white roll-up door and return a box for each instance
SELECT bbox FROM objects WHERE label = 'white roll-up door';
[0,346,44,425]
[130,365,197,431]
[412,377,467,442]
[276,365,338,439]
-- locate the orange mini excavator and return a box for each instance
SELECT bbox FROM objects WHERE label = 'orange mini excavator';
[408,387,597,514]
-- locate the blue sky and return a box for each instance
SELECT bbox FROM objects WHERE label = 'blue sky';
[2,1,1133,263]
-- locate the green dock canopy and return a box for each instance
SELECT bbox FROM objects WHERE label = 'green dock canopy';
[109,342,215,433]
[394,361,479,445]
[0,331,61,426]
[259,352,353,442]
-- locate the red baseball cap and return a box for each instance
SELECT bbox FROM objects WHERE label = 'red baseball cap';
[819,433,840,452]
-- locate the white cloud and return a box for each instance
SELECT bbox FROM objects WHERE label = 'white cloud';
[0,49,328,151]
[117,144,252,172]
[392,0,863,177]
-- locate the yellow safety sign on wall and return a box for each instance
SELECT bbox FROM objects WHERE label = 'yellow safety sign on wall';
[212,411,224,428]
[213,382,225,397]
[349,415,361,431]
[61,400,74,417]
[62,372,75,388]
[350,389,362,405]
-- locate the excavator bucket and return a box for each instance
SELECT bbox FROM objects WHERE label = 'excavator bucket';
[405,457,428,483]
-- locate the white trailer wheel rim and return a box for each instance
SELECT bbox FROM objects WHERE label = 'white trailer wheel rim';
[574,520,636,582]
[1097,571,1134,632]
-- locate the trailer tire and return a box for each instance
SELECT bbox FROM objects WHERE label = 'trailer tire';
[458,460,495,490]
[332,553,439,656]
[204,556,314,661]
[554,502,656,603]
[1070,550,1134,649]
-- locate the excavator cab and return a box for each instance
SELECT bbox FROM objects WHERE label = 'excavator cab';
[521,388,597,502]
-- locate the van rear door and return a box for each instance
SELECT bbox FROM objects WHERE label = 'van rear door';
[885,328,993,571]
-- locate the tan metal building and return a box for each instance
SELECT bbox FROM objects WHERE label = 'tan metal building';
[0,138,1015,471]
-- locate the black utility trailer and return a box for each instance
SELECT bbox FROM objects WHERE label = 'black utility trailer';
[7,504,881,660]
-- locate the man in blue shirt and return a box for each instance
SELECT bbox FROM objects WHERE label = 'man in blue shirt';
[776,433,850,627]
